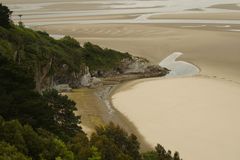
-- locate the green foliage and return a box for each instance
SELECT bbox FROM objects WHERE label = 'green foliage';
[0,55,82,140]
[0,4,12,28]
[0,54,54,130]
[68,132,91,160]
[0,141,31,160]
[42,89,82,140]
[142,144,182,160]
[90,122,141,160]
[0,117,75,160]
[0,119,28,154]
[83,42,131,72]
[42,138,74,160]
[0,24,131,84]
[59,36,80,48]
[88,147,101,160]
[142,151,158,160]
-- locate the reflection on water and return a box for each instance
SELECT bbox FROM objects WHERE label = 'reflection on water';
[159,52,200,77]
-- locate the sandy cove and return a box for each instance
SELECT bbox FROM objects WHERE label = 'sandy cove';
[2,0,240,159]
[36,23,240,160]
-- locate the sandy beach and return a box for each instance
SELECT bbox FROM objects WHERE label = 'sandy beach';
[56,22,240,159]
[4,0,240,159]
[112,76,240,160]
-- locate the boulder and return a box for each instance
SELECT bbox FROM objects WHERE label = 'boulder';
[53,84,72,92]
[80,66,92,87]
[90,77,102,88]
[122,57,152,74]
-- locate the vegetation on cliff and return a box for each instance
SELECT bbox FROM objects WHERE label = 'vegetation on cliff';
[0,4,180,160]
[0,8,132,90]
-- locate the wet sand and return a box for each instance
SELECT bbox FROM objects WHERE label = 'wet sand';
[12,14,140,24]
[149,12,240,20]
[209,3,240,10]
[65,87,152,151]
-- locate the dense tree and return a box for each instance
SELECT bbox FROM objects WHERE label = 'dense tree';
[142,151,158,160]
[41,138,74,160]
[59,36,80,48]
[42,89,82,140]
[155,144,167,159]
[68,132,91,160]
[142,144,182,160]
[0,54,54,130]
[0,117,76,160]
[88,147,101,160]
[90,122,141,160]
[0,4,12,28]
[0,141,31,160]
[0,118,28,154]
[173,152,181,160]
[83,42,131,73]
[0,54,82,140]
[22,125,45,159]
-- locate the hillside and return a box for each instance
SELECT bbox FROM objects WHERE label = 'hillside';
[0,4,180,160]
[0,24,134,90]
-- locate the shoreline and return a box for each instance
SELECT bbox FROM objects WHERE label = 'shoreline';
[2,1,240,159]
[68,51,201,151]
[67,76,168,152]
[94,76,169,151]
[110,74,240,160]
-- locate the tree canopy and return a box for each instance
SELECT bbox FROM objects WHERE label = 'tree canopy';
[0,54,82,140]
[90,122,141,160]
[0,3,12,28]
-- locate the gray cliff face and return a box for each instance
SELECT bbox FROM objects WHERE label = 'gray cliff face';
[120,56,169,77]
[122,57,149,74]
[80,66,102,87]
[80,66,92,87]
[41,56,168,92]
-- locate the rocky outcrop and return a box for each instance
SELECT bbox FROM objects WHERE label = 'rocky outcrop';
[80,67,92,87]
[45,56,168,91]
[120,56,169,77]
[122,57,149,74]
[80,67,102,87]
[34,57,54,92]
[54,84,72,92]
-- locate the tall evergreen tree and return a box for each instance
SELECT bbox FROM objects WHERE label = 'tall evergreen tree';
[0,4,12,28]
[42,89,82,140]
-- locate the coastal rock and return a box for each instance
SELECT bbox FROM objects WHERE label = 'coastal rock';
[143,65,169,77]
[53,84,72,92]
[49,56,168,90]
[80,67,103,87]
[123,57,149,74]
[90,77,102,88]
[80,66,92,87]
[120,56,168,76]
